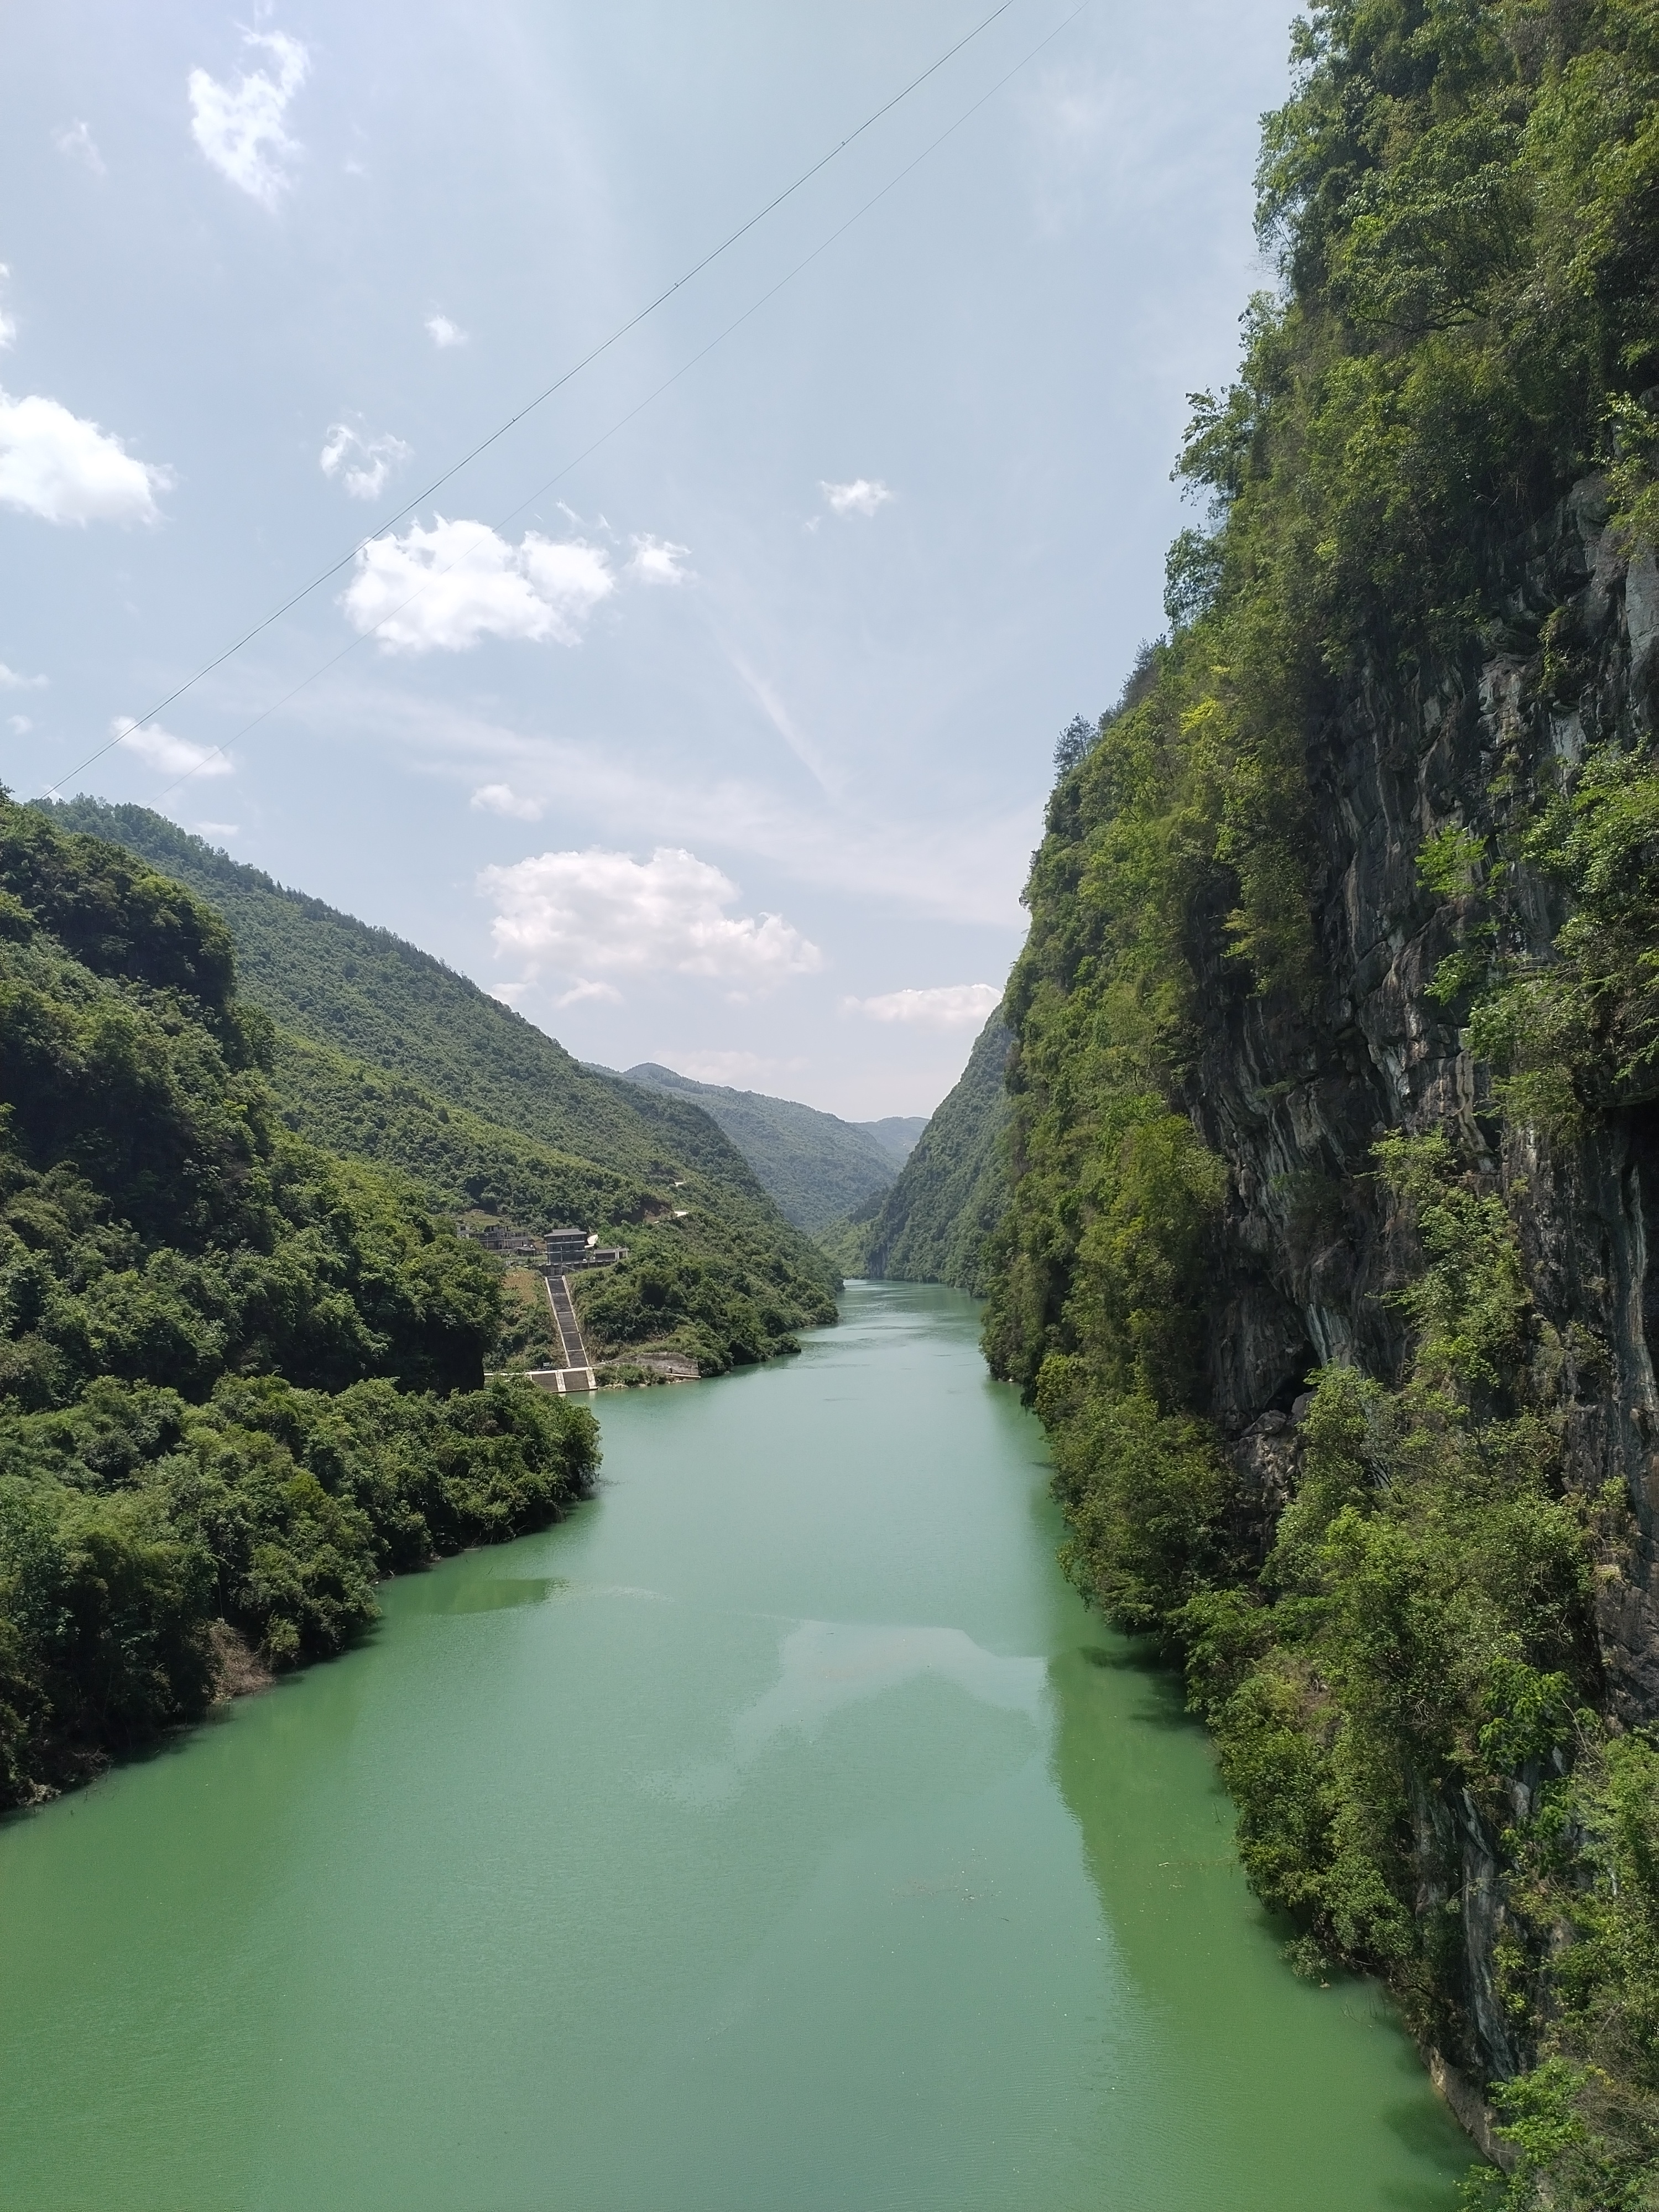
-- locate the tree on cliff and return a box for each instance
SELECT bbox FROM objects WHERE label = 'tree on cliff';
[985,4,1659,2201]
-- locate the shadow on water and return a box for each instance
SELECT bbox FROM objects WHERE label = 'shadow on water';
[1078,1637,1216,1737]
[0,1668,319,1833]
[1047,1624,1475,2209]
[393,1573,566,1618]
[1,1540,585,1834]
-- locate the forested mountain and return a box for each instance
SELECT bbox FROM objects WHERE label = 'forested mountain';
[824,1014,1011,1291]
[46,802,769,1195]
[983,5,1659,2203]
[43,801,838,1374]
[0,796,598,1806]
[858,1117,927,1166]
[619,1062,901,1233]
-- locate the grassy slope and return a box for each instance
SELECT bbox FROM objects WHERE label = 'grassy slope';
[620,1062,899,1233]
[45,803,758,1188]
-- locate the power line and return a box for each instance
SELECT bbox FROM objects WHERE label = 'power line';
[135,0,1092,812]
[37,0,1030,802]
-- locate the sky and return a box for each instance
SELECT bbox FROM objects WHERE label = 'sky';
[0,0,1294,1120]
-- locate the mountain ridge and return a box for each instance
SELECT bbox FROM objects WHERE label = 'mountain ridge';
[39,799,839,1373]
[618,1060,904,1234]
[821,1014,1010,1290]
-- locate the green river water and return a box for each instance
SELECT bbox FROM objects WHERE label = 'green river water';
[0,1282,1473,2210]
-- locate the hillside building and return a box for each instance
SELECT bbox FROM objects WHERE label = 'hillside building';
[545,1227,629,1272]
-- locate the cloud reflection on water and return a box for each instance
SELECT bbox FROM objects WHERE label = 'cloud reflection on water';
[658,1619,1046,1807]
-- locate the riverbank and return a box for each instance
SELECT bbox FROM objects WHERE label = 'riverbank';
[0,1285,1472,2210]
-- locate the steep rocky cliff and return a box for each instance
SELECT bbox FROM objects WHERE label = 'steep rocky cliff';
[994,502,1659,2211]
[984,6,1659,2201]
[1201,482,1659,1714]
[1195,476,1659,2087]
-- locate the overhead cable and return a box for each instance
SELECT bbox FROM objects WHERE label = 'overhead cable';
[37,0,1033,802]
[134,0,1092,811]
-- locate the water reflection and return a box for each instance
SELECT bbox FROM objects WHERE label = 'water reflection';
[1047,1632,1475,2206]
[394,1572,567,1616]
[661,1618,1047,1804]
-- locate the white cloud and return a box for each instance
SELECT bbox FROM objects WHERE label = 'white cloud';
[8,715,31,735]
[320,421,411,501]
[1047,77,1116,149]
[0,390,169,524]
[728,653,833,792]
[0,662,46,690]
[0,264,14,351]
[470,781,542,821]
[270,678,1039,928]
[113,716,231,779]
[187,30,309,210]
[341,517,614,654]
[53,121,106,176]
[195,821,239,839]
[425,312,468,349]
[481,846,822,991]
[842,983,999,1029]
[821,477,893,518]
[556,978,624,1008]
[627,533,691,585]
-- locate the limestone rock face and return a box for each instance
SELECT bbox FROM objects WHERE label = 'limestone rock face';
[1181,481,1659,2078]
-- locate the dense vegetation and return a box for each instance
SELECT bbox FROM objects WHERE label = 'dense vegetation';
[985,4,1659,2203]
[619,1061,901,1234]
[858,1115,927,1166]
[44,802,838,1374]
[45,804,741,1189]
[827,1013,1010,1292]
[0,795,598,1805]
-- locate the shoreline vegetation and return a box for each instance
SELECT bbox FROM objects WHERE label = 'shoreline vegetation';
[983,4,1659,2204]
[9,4,1657,2194]
[0,795,822,1808]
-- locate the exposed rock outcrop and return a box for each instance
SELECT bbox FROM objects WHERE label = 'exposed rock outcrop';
[1181,481,1659,2080]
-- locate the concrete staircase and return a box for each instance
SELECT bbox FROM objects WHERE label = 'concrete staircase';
[543,1272,597,1393]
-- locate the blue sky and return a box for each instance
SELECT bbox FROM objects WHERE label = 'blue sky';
[0,1,1292,1118]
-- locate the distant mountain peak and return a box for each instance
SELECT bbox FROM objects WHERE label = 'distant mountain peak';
[619,1062,904,1234]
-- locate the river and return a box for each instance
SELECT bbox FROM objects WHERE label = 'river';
[0,1283,1472,2209]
